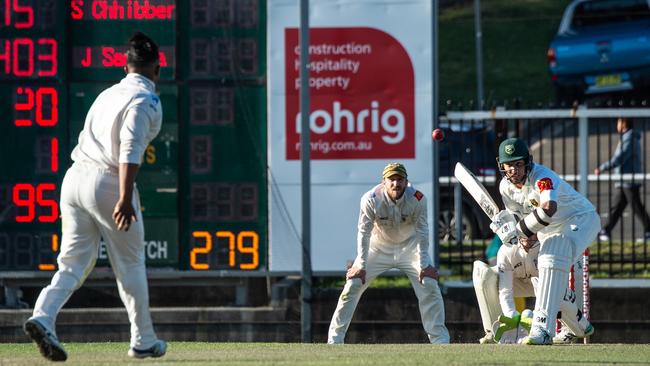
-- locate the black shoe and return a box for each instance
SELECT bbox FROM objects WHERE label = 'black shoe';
[23,318,67,362]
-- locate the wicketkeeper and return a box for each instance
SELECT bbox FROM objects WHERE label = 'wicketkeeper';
[487,138,599,345]
[474,237,591,344]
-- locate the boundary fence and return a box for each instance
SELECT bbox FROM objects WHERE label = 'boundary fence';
[440,107,650,278]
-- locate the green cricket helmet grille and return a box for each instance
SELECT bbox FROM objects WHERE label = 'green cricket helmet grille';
[497,138,533,182]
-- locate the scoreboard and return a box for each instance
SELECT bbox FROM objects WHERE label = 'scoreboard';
[0,0,267,272]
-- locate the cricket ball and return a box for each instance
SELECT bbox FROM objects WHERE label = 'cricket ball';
[432,128,444,141]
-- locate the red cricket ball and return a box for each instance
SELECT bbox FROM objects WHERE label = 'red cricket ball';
[432,128,444,141]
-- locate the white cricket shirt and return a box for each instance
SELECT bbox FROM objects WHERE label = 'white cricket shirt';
[71,73,163,170]
[357,184,431,270]
[499,163,595,237]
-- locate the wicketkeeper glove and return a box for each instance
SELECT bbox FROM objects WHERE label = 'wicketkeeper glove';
[493,313,521,342]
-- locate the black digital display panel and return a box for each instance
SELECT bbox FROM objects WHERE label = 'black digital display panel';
[0,0,267,271]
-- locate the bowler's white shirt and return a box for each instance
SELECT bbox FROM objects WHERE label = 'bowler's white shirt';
[71,73,162,169]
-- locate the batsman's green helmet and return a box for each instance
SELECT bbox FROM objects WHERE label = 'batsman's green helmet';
[497,138,530,165]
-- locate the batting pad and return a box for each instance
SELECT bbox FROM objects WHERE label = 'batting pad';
[559,300,589,337]
[473,261,501,333]
[534,236,572,335]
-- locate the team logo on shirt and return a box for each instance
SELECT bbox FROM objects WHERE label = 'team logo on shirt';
[537,177,553,192]
[414,191,423,201]
[529,199,539,207]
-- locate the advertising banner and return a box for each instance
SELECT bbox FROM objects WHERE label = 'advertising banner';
[268,0,432,272]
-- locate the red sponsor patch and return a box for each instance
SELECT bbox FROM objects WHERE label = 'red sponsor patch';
[414,190,424,201]
[537,178,554,192]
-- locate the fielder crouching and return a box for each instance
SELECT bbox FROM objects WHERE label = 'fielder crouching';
[327,163,450,344]
[488,138,599,345]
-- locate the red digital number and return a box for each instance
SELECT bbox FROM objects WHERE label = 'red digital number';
[14,87,58,126]
[50,137,58,172]
[0,38,57,77]
[13,183,34,222]
[3,0,34,29]
[12,183,58,223]
[37,38,57,76]
[35,87,57,126]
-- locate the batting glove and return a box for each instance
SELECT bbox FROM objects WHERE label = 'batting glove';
[489,210,520,246]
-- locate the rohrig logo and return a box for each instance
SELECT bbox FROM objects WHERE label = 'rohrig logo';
[294,101,405,144]
[285,27,414,160]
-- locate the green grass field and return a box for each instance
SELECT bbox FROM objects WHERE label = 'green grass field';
[2,343,650,365]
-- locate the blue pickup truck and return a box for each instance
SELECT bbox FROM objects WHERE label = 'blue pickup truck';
[548,0,650,102]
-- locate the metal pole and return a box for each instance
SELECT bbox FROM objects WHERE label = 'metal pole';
[454,182,462,244]
[299,0,312,343]
[474,0,484,108]
[432,0,440,268]
[578,106,588,196]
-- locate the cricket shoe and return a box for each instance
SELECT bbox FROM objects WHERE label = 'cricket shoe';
[23,318,67,362]
[553,323,594,344]
[552,329,577,344]
[522,326,552,345]
[479,333,496,344]
[128,339,167,359]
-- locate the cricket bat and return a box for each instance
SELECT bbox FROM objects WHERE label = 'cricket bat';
[453,162,500,220]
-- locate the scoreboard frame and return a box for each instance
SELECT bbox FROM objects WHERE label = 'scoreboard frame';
[0,0,268,273]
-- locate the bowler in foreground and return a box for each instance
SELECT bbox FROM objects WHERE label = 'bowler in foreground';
[23,32,166,361]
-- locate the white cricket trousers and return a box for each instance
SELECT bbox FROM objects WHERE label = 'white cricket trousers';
[328,241,450,344]
[533,211,600,336]
[31,162,158,349]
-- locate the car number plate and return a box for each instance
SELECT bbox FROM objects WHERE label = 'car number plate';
[595,73,622,87]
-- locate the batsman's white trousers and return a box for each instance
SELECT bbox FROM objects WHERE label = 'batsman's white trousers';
[31,162,158,349]
[328,241,450,344]
[534,211,600,336]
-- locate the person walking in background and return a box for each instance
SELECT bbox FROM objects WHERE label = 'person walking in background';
[595,117,650,242]
[23,32,166,361]
[328,163,450,344]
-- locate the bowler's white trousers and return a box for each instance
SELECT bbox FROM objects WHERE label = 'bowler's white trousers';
[31,162,158,349]
[328,241,450,344]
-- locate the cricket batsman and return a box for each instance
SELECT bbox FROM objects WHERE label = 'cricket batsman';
[487,137,599,345]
